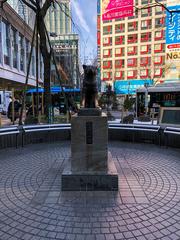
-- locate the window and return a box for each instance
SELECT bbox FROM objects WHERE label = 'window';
[154,68,163,77]
[140,57,150,66]
[103,71,112,80]
[141,19,151,29]
[103,72,108,78]
[115,59,124,68]
[127,58,137,67]
[26,39,29,72]
[141,8,151,17]
[154,43,164,53]
[115,71,123,79]
[140,69,149,78]
[103,61,112,68]
[141,32,151,42]
[12,27,18,69]
[128,11,138,19]
[154,56,164,65]
[103,37,112,46]
[155,6,164,15]
[115,24,124,33]
[127,70,137,78]
[127,46,137,55]
[140,45,151,54]
[31,47,35,76]
[103,49,109,56]
[103,61,109,67]
[2,20,10,65]
[142,0,152,4]
[19,33,25,71]
[103,25,112,35]
[103,49,112,57]
[115,36,124,44]
[155,17,165,28]
[128,22,138,31]
[128,34,137,43]
[115,18,125,21]
[40,54,43,79]
[115,47,124,56]
[155,30,164,40]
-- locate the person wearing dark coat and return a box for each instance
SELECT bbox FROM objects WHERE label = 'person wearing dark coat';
[7,98,21,122]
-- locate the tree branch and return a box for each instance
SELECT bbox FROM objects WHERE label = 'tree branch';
[20,0,37,12]
[41,0,53,18]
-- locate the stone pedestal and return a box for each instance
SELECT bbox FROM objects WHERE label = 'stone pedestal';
[61,109,118,191]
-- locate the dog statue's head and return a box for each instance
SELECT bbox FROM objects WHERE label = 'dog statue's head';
[83,65,97,81]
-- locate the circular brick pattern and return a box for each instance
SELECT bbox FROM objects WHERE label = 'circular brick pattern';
[0,142,179,240]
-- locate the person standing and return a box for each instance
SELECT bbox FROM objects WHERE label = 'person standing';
[7,97,21,122]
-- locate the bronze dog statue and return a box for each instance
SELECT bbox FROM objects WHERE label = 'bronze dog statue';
[81,65,99,108]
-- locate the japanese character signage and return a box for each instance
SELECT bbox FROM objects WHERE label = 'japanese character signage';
[166,5,180,44]
[114,80,153,95]
[166,3,180,82]
[102,0,134,21]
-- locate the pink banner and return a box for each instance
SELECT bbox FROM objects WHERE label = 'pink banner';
[102,0,134,21]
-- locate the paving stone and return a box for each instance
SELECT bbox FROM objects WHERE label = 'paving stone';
[105,234,115,240]
[0,142,179,240]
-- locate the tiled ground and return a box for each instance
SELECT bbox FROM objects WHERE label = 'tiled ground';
[0,142,179,240]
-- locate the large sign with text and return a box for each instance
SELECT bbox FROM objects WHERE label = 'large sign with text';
[102,0,133,21]
[166,3,180,82]
[166,5,180,44]
[114,79,153,95]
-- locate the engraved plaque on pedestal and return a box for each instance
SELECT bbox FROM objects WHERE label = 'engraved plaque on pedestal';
[71,113,108,173]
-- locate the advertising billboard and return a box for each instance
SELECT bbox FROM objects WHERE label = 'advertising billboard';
[102,0,134,21]
[114,79,153,95]
[166,4,180,82]
[166,5,180,45]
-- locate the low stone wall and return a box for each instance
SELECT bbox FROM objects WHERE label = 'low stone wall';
[0,125,180,149]
[0,129,71,149]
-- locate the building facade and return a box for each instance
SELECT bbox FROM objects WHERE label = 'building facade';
[46,0,80,88]
[0,3,43,90]
[46,0,71,35]
[8,0,35,28]
[51,34,80,88]
[98,0,174,94]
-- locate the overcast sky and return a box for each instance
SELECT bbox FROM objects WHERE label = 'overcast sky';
[71,0,97,65]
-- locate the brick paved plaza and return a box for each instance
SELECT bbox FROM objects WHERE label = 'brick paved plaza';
[0,141,179,240]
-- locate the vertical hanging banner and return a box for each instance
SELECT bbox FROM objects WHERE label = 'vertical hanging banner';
[166,5,180,45]
[166,3,180,82]
[97,0,100,14]
[102,0,134,21]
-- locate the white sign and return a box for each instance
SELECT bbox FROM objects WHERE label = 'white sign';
[167,0,179,6]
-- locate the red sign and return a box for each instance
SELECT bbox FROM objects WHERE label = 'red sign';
[97,31,101,45]
[102,0,134,21]
[97,16,100,30]
[167,44,180,49]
